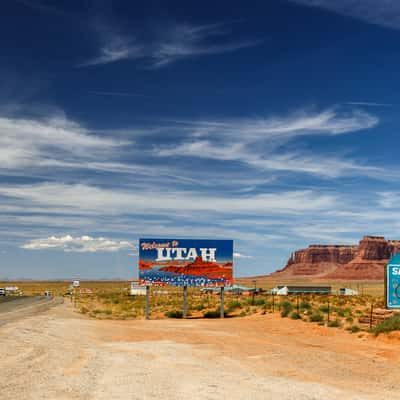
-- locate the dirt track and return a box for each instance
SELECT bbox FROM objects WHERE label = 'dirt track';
[1,301,400,399]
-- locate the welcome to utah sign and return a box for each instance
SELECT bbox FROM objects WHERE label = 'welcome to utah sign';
[139,238,233,287]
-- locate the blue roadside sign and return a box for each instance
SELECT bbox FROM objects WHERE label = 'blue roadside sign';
[386,254,400,309]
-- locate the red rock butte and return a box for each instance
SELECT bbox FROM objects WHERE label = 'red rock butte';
[272,236,400,280]
[159,256,232,278]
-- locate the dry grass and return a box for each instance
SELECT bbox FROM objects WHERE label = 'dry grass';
[1,280,388,334]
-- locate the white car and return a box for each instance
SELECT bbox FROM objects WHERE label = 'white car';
[0,288,6,296]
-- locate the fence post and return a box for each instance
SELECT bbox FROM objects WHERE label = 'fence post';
[327,298,330,324]
[183,285,188,319]
[370,301,374,330]
[145,285,150,320]
[220,287,225,318]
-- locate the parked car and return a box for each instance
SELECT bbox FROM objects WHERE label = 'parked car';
[0,288,6,296]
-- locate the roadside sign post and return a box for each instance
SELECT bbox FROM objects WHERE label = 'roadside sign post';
[145,285,150,320]
[183,285,188,318]
[220,286,225,318]
[384,264,388,309]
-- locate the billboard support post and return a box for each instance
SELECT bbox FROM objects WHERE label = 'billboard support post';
[145,285,150,320]
[384,265,388,309]
[183,285,188,318]
[220,287,225,318]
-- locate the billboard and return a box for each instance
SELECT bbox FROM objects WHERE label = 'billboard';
[139,238,233,287]
[386,254,400,309]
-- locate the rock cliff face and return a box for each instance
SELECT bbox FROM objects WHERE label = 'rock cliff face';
[273,236,400,280]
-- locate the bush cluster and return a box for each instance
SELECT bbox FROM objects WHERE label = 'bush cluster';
[372,316,400,336]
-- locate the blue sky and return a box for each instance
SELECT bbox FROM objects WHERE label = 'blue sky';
[2,0,400,279]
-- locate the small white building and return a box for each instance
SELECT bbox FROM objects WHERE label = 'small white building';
[271,286,289,295]
[339,287,359,296]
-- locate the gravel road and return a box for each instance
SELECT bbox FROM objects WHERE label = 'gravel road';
[1,302,399,400]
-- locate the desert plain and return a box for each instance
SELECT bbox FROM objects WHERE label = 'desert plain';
[1,280,400,400]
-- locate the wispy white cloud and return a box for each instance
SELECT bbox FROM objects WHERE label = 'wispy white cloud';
[346,101,392,107]
[165,108,378,139]
[0,114,128,169]
[0,182,336,215]
[233,252,254,259]
[21,235,135,253]
[80,30,143,67]
[291,0,400,30]
[82,22,261,67]
[149,23,262,68]
[155,109,380,178]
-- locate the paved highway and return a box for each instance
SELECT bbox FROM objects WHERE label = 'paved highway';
[0,296,60,326]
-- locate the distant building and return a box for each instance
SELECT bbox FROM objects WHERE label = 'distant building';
[338,287,358,296]
[271,286,331,295]
[200,284,259,295]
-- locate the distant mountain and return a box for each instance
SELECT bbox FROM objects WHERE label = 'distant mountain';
[271,236,400,280]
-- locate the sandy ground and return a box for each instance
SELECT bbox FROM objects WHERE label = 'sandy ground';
[1,301,400,400]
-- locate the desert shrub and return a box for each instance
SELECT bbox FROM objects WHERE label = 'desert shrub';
[347,325,361,333]
[239,310,247,317]
[165,310,183,319]
[92,309,107,314]
[372,316,400,336]
[357,297,367,306]
[203,310,225,318]
[345,316,354,323]
[327,319,341,328]
[290,312,301,320]
[227,300,242,311]
[300,301,311,310]
[253,298,266,306]
[119,303,133,312]
[280,301,293,318]
[309,312,324,322]
[194,303,206,311]
[319,305,330,313]
[80,306,89,314]
[335,308,345,317]
[335,298,347,306]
